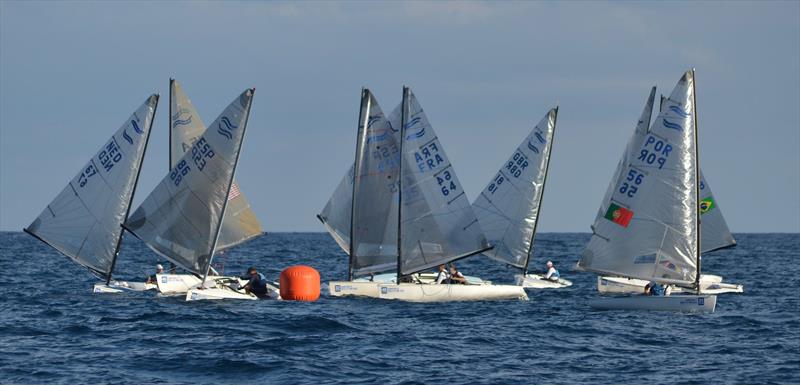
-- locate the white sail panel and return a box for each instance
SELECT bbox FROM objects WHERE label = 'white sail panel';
[126,89,254,275]
[399,88,490,275]
[698,171,736,252]
[170,79,262,250]
[318,164,354,254]
[350,91,401,276]
[472,108,557,270]
[660,95,736,253]
[25,95,158,277]
[579,71,699,285]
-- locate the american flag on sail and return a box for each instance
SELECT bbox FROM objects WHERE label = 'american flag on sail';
[228,182,241,201]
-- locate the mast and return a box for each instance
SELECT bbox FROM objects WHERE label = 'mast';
[397,86,408,283]
[522,106,558,276]
[107,95,159,285]
[691,69,702,291]
[169,78,174,169]
[201,89,255,285]
[348,88,370,281]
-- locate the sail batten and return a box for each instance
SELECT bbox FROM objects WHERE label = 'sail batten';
[25,95,159,278]
[473,108,558,271]
[126,89,255,276]
[579,71,700,286]
[169,80,262,252]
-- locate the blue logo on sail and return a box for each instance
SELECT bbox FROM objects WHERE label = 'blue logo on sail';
[668,105,690,118]
[131,120,144,134]
[404,117,424,140]
[173,116,192,127]
[122,129,134,145]
[367,131,390,144]
[217,116,238,139]
[534,131,546,144]
[662,119,683,131]
[367,115,381,129]
[527,140,540,154]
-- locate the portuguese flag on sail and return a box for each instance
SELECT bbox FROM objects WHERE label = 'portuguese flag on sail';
[604,203,633,228]
[700,197,715,215]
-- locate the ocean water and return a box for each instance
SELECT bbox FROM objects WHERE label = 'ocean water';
[0,232,797,384]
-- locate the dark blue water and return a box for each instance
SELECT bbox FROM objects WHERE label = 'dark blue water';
[1,232,797,384]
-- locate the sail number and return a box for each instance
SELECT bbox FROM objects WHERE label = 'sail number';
[506,152,528,178]
[413,141,445,173]
[191,137,215,171]
[170,160,190,187]
[436,170,458,196]
[487,173,505,194]
[98,140,122,172]
[78,164,98,188]
[619,169,645,198]
[637,135,672,170]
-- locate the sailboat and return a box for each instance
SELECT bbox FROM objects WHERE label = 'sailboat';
[326,87,527,302]
[472,107,571,289]
[578,70,717,313]
[596,92,742,295]
[24,95,159,293]
[124,88,272,301]
[152,79,264,295]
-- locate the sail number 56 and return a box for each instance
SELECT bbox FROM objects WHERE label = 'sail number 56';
[619,169,645,198]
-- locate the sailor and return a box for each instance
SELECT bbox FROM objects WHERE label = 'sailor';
[543,260,560,281]
[448,263,467,284]
[240,266,269,298]
[146,264,164,284]
[434,264,450,284]
[645,281,667,296]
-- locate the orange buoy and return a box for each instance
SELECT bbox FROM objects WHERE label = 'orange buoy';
[279,265,320,301]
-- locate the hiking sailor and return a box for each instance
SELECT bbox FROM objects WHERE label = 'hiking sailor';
[543,260,560,281]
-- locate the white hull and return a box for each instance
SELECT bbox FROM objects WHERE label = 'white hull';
[597,275,743,295]
[589,294,717,313]
[185,280,279,302]
[329,281,527,302]
[155,274,235,295]
[515,274,572,289]
[92,281,156,293]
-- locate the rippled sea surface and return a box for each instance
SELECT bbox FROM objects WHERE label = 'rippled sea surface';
[1,232,798,384]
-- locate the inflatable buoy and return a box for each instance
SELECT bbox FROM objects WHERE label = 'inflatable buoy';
[279,265,320,301]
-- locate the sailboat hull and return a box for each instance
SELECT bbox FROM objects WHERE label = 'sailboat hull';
[589,294,717,313]
[329,281,528,302]
[515,274,572,289]
[155,274,238,295]
[597,275,742,294]
[92,281,156,293]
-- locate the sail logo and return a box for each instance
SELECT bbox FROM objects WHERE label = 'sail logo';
[403,117,424,140]
[131,120,144,134]
[527,141,540,154]
[662,119,683,131]
[172,115,192,127]
[122,129,134,145]
[217,116,238,139]
[668,105,691,118]
[367,131,390,144]
[367,115,382,128]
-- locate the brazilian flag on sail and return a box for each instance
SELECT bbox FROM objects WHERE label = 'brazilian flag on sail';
[604,203,633,228]
[700,197,715,215]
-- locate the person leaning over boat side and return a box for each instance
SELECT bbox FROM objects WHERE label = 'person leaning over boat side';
[448,263,467,284]
[240,266,269,298]
[644,281,667,296]
[434,264,450,284]
[543,261,560,281]
[146,264,164,284]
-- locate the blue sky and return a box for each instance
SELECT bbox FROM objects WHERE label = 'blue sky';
[1,1,798,232]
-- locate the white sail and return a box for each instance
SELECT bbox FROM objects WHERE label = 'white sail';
[169,79,262,250]
[398,88,490,275]
[349,90,402,277]
[659,95,736,252]
[318,164,354,254]
[472,108,558,270]
[579,71,699,286]
[25,95,158,277]
[125,89,255,276]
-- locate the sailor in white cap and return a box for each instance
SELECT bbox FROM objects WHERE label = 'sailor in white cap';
[146,264,165,284]
[543,260,560,281]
